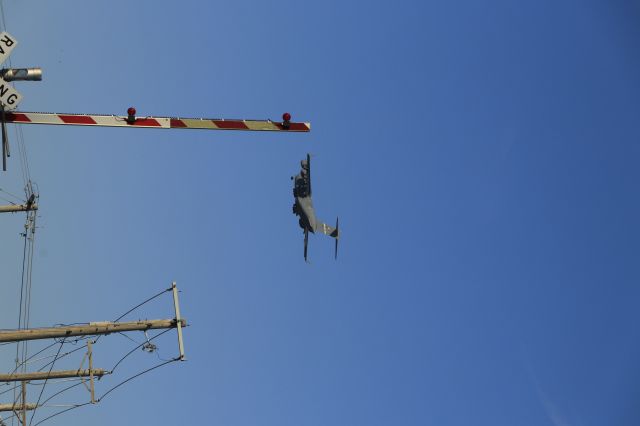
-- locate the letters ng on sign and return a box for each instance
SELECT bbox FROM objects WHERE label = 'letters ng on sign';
[0,79,21,110]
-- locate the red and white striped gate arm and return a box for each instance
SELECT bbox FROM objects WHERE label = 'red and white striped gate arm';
[3,110,311,132]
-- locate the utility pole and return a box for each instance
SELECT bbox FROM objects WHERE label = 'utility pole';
[0,203,37,213]
[0,318,186,343]
[0,284,187,417]
[0,402,35,413]
[0,319,182,415]
[0,369,107,382]
[0,194,37,213]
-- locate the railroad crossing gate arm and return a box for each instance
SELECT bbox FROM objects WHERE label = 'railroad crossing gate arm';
[4,111,311,132]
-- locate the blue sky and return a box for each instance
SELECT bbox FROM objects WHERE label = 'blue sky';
[0,0,639,425]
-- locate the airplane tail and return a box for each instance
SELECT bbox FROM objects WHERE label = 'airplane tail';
[315,217,339,260]
[334,217,339,260]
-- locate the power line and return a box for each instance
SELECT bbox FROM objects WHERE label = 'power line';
[98,358,178,403]
[110,328,172,374]
[32,403,90,426]
[29,339,65,426]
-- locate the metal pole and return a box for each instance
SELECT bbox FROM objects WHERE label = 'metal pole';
[172,282,186,360]
[1,107,6,172]
[0,68,42,82]
[20,382,26,426]
[88,341,95,404]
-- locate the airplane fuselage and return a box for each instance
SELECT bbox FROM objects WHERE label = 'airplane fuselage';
[294,194,317,233]
[292,171,317,232]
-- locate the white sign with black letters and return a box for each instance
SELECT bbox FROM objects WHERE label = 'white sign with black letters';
[0,32,21,110]
[0,79,21,109]
[0,32,17,65]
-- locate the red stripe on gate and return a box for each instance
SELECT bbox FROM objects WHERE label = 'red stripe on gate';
[131,118,162,127]
[59,115,97,125]
[288,122,310,131]
[274,122,311,131]
[212,120,249,130]
[5,113,31,123]
[170,119,187,128]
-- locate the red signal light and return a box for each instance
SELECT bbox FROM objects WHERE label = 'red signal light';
[126,107,136,124]
[282,112,291,130]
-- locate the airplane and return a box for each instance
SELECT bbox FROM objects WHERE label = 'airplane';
[291,154,339,261]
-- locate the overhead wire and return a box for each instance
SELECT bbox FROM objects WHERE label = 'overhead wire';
[97,358,179,403]
[1,111,179,419]
[16,125,31,190]
[29,339,65,426]
[9,331,179,426]
[13,209,37,413]
[36,343,91,372]
[0,194,16,204]
[38,381,84,409]
[12,212,30,421]
[113,287,173,323]
[93,286,173,345]
[31,403,91,426]
[0,6,38,426]
[0,187,23,203]
[7,341,58,375]
[110,328,172,374]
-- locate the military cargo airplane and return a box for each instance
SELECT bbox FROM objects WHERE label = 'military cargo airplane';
[291,154,339,261]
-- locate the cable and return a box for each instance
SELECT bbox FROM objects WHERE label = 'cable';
[98,358,178,403]
[110,328,172,373]
[29,340,65,426]
[0,188,24,202]
[37,344,89,372]
[13,209,37,415]
[93,287,173,345]
[0,5,36,425]
[12,217,30,419]
[113,287,173,322]
[31,403,90,426]
[38,381,84,408]
[116,332,140,345]
[0,194,16,204]
[7,341,59,375]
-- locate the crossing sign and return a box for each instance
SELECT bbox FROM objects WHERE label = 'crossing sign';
[0,79,21,109]
[0,32,21,110]
[0,32,17,64]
